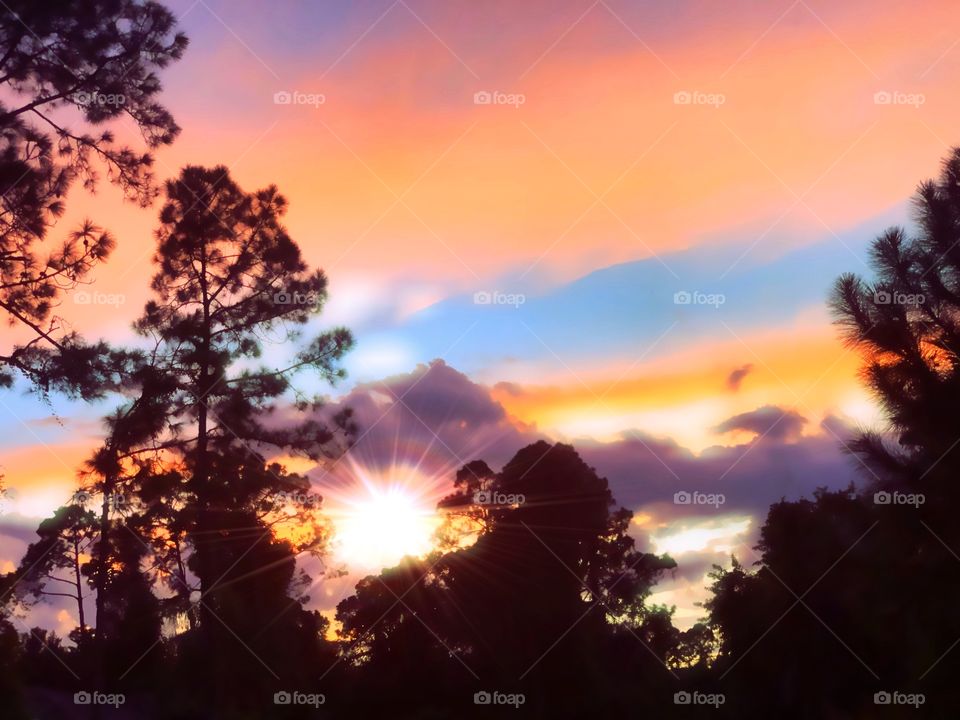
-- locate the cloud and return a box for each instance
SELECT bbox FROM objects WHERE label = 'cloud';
[726,363,753,391]
[314,360,542,485]
[714,405,807,442]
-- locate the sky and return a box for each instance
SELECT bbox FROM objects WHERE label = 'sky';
[3,0,960,630]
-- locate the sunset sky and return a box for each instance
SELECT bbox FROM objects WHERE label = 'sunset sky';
[3,0,960,630]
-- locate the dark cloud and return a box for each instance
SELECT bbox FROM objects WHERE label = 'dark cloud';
[314,360,541,484]
[578,415,859,524]
[726,363,753,391]
[357,361,507,429]
[714,405,807,442]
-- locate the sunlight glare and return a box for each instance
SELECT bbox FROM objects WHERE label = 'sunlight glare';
[334,486,437,571]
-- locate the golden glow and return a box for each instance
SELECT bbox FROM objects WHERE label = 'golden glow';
[492,322,872,452]
[650,516,752,556]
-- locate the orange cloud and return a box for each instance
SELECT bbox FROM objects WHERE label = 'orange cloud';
[491,321,876,451]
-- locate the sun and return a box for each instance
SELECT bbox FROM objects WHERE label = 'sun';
[333,486,438,571]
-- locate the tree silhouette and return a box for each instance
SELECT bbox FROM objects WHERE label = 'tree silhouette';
[115,165,353,715]
[13,503,97,637]
[337,442,677,718]
[0,0,186,395]
[830,147,960,498]
[824,146,960,717]
[699,148,960,719]
[704,488,887,718]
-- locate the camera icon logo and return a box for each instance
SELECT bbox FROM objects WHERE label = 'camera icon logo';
[873,290,891,304]
[674,691,692,704]
[74,692,92,705]
[673,91,692,105]
[474,691,492,705]
[874,691,892,704]
[274,691,292,705]
[873,91,892,105]
[873,491,891,505]
[674,491,692,505]
[673,290,692,305]
[474,91,492,105]
[274,91,292,105]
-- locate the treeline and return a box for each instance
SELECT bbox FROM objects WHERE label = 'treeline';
[1,2,959,718]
